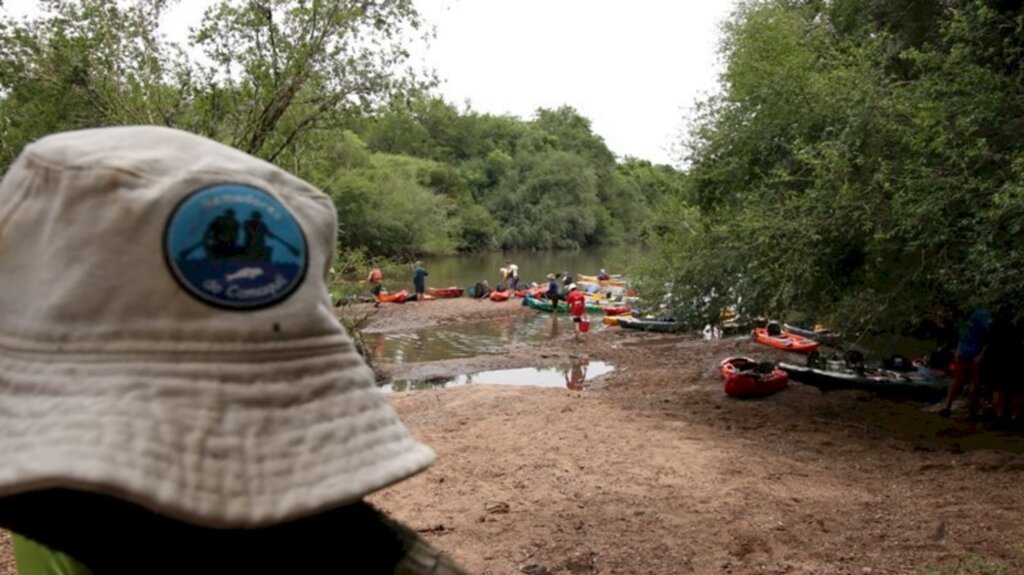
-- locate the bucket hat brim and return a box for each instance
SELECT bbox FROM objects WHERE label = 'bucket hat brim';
[0,332,435,528]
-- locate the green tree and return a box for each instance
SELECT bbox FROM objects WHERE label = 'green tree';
[189,0,432,162]
[0,0,190,167]
[653,0,1024,331]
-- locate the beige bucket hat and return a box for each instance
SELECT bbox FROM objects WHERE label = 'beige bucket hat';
[0,126,435,528]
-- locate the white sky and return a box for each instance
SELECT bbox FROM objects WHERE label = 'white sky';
[2,0,736,166]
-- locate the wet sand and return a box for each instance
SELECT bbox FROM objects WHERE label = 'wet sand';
[363,298,1024,574]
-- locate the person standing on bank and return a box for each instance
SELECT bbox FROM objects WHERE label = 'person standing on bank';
[367,266,384,307]
[498,264,509,291]
[938,307,992,418]
[566,284,587,341]
[547,273,562,315]
[506,260,519,293]
[413,260,428,302]
[0,126,466,574]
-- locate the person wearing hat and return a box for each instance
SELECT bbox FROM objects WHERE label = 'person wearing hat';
[566,284,588,341]
[0,126,466,574]
[505,260,519,293]
[546,273,561,313]
[413,260,428,302]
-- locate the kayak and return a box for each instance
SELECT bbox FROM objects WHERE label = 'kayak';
[751,327,819,354]
[523,296,601,314]
[603,314,633,326]
[577,273,628,288]
[719,356,789,399]
[779,360,950,402]
[427,286,464,298]
[520,286,546,299]
[617,317,684,333]
[602,306,631,316]
[489,290,512,302]
[782,323,841,346]
[376,290,409,304]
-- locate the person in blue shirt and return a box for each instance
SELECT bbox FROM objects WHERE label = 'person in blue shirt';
[938,307,991,418]
[546,273,561,314]
[412,261,428,302]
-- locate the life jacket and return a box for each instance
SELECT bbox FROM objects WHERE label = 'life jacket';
[567,291,585,316]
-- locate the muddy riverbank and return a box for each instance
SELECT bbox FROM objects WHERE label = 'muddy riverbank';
[359,298,1024,574]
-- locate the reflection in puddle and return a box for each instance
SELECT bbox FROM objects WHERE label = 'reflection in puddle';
[371,313,583,364]
[383,360,614,393]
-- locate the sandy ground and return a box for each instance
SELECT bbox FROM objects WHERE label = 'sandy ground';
[361,299,1024,574]
[1,298,1021,574]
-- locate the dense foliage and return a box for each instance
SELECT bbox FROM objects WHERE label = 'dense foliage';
[643,0,1024,334]
[0,0,682,258]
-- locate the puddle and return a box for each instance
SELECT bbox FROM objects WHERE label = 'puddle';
[383,361,615,393]
[369,313,586,364]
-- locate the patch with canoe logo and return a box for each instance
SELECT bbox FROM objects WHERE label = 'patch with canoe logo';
[164,183,308,310]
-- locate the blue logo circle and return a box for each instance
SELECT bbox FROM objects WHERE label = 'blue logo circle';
[164,184,308,310]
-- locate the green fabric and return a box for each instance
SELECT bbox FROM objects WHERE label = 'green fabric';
[12,533,93,575]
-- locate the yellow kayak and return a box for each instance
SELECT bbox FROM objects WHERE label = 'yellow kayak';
[577,274,628,288]
[603,314,634,326]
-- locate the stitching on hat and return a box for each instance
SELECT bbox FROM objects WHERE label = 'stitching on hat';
[0,332,356,358]
[0,441,434,529]
[0,423,427,497]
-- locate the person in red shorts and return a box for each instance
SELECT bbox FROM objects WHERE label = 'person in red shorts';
[938,307,992,418]
[566,284,587,341]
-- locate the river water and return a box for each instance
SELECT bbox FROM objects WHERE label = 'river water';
[368,313,558,364]
[408,245,641,291]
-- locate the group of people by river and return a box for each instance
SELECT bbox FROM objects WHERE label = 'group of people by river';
[363,260,622,341]
[930,307,1024,427]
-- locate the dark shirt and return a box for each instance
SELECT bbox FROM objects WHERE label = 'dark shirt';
[958,308,991,360]
[413,267,428,288]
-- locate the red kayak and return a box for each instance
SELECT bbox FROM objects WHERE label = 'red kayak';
[751,327,819,354]
[523,286,546,299]
[489,290,512,302]
[427,286,464,298]
[377,289,409,304]
[602,306,631,316]
[720,356,789,399]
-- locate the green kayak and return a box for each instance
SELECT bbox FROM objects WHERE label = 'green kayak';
[523,296,602,314]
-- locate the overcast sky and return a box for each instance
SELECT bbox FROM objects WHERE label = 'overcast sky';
[3,0,736,166]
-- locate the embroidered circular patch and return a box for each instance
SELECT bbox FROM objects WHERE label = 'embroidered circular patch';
[164,184,308,310]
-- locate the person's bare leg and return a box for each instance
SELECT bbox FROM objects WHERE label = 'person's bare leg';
[939,358,967,416]
[993,389,1007,421]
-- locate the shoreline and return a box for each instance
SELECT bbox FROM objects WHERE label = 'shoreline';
[360,298,1024,574]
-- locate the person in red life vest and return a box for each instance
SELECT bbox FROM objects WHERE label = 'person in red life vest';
[566,284,587,341]
[367,266,384,307]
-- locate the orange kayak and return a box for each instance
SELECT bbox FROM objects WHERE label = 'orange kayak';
[427,286,464,298]
[377,289,409,304]
[489,290,512,302]
[751,327,819,354]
